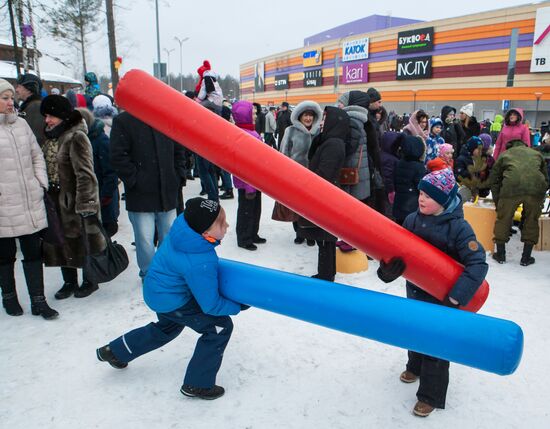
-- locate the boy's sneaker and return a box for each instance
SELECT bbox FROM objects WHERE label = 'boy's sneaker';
[96,345,128,369]
[413,401,435,417]
[180,384,225,400]
[399,370,418,383]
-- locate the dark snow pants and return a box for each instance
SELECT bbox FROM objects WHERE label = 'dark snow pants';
[316,240,336,281]
[109,298,233,388]
[236,189,262,247]
[493,194,545,245]
[405,284,450,409]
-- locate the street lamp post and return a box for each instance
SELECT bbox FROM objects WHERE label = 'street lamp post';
[154,0,161,77]
[163,48,174,86]
[534,92,543,129]
[174,36,189,91]
[412,89,418,112]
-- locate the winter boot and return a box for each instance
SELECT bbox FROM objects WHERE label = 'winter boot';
[0,263,23,316]
[23,260,58,320]
[180,384,225,400]
[74,280,99,298]
[55,282,77,299]
[30,296,59,320]
[492,243,506,264]
[96,345,128,369]
[399,370,418,383]
[413,401,435,417]
[306,239,316,247]
[219,189,234,200]
[56,267,78,299]
[520,243,535,266]
[294,237,305,244]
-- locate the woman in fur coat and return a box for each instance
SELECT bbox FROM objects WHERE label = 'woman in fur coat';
[280,100,323,246]
[0,79,58,319]
[40,95,106,299]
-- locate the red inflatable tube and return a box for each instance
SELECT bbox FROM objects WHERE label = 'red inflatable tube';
[115,70,489,312]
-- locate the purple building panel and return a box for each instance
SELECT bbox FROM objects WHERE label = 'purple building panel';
[304,15,423,46]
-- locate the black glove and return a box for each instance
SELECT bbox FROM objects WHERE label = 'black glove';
[377,257,406,283]
[240,304,250,311]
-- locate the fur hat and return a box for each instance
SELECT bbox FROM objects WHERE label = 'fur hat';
[16,73,43,95]
[367,87,381,103]
[40,95,80,122]
[197,60,211,77]
[465,136,483,153]
[460,103,474,117]
[184,197,221,234]
[0,78,15,95]
[281,101,289,108]
[418,168,458,209]
[479,133,492,150]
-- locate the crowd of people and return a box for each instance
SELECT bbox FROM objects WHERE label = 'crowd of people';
[1,60,549,417]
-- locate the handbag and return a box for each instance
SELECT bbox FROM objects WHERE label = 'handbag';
[272,201,299,222]
[339,143,363,185]
[41,190,65,246]
[83,217,129,284]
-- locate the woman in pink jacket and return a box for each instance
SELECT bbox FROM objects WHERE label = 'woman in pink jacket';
[231,101,266,251]
[493,108,531,159]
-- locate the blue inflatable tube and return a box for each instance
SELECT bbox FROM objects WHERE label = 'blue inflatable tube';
[218,259,523,376]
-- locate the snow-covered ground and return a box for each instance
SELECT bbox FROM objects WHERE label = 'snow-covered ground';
[2,178,549,429]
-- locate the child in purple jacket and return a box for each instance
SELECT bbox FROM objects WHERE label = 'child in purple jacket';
[231,101,266,250]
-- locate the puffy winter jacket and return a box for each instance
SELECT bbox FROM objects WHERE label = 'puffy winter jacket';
[341,105,370,200]
[493,108,531,160]
[144,214,241,315]
[392,136,426,223]
[403,198,488,306]
[0,113,48,238]
[232,101,261,193]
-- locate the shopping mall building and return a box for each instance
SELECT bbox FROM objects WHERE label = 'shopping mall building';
[240,2,550,127]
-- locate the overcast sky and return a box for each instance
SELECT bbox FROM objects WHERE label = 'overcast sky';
[2,0,541,81]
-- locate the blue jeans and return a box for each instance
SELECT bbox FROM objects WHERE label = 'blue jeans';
[196,156,218,201]
[109,298,233,388]
[127,210,176,278]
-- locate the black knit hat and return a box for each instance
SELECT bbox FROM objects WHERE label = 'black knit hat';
[17,73,43,95]
[40,95,74,120]
[184,198,221,234]
[367,87,381,103]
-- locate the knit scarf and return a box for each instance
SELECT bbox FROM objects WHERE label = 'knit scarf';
[403,115,429,142]
[42,138,60,185]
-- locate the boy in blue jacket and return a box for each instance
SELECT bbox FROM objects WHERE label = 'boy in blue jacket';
[377,168,488,417]
[97,198,246,400]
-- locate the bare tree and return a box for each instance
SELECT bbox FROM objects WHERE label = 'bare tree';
[39,0,103,74]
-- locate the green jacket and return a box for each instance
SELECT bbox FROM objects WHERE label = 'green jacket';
[490,114,503,133]
[489,140,549,202]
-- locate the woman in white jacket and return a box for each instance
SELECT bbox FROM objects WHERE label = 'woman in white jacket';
[0,79,58,319]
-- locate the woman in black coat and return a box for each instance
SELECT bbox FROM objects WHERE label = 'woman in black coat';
[297,107,350,281]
